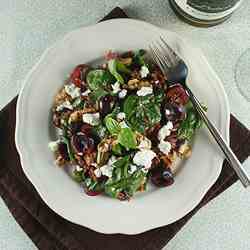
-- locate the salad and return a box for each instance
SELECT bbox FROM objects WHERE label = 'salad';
[49,50,204,201]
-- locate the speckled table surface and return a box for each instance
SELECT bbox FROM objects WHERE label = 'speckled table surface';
[0,1,250,250]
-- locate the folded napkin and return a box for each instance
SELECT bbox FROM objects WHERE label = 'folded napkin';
[0,7,250,250]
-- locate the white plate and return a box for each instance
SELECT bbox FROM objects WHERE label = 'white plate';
[15,19,230,234]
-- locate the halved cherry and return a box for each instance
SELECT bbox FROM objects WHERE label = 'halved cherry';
[150,161,174,187]
[166,84,189,105]
[71,133,95,154]
[84,189,102,196]
[70,64,90,87]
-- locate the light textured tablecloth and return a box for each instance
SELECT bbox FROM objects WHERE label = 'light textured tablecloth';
[0,1,249,250]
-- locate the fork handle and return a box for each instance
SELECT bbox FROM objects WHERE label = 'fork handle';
[186,87,250,188]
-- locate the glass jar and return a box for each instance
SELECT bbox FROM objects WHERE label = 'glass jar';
[169,0,243,26]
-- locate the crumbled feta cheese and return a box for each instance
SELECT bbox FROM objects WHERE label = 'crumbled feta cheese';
[65,83,81,99]
[94,168,102,178]
[81,89,91,96]
[82,113,100,126]
[136,86,153,96]
[165,109,171,116]
[140,65,149,78]
[108,156,117,166]
[120,121,129,128]
[100,165,113,178]
[75,165,83,172]
[118,89,127,99]
[128,164,137,174]
[112,81,121,94]
[48,140,59,152]
[138,137,152,150]
[159,141,172,155]
[56,100,73,112]
[158,121,173,141]
[57,128,64,136]
[133,149,156,169]
[116,112,126,120]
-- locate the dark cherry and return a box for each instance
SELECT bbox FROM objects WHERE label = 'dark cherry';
[58,143,70,161]
[70,64,90,87]
[166,84,189,105]
[52,113,61,128]
[71,133,95,154]
[163,102,186,122]
[99,95,116,118]
[69,121,82,134]
[80,123,93,136]
[150,162,174,187]
[84,189,102,196]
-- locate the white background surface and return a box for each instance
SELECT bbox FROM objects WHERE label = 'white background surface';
[0,1,249,249]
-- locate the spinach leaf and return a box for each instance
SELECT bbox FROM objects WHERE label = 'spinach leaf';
[112,143,123,156]
[84,178,105,192]
[89,88,108,102]
[123,95,139,119]
[133,49,146,66]
[87,69,114,90]
[61,136,75,161]
[177,101,203,141]
[108,59,131,84]
[118,127,137,149]
[104,117,121,135]
[105,156,147,199]
[72,170,85,183]
[123,94,161,133]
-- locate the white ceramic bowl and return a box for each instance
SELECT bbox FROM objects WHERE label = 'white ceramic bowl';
[15,19,230,234]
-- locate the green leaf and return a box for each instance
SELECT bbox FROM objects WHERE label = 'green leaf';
[116,60,131,74]
[89,88,108,102]
[61,136,74,162]
[104,117,121,135]
[177,101,204,141]
[133,49,146,66]
[123,95,139,119]
[112,143,123,156]
[118,127,137,149]
[87,69,114,90]
[123,94,161,133]
[72,170,85,183]
[92,124,107,140]
[108,59,124,84]
[84,178,105,192]
[104,156,147,199]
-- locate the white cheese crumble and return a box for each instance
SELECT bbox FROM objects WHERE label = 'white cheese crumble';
[128,164,137,174]
[82,113,100,126]
[116,112,126,120]
[56,100,73,112]
[112,81,121,94]
[48,140,59,152]
[165,109,171,116]
[136,86,153,96]
[158,121,173,141]
[75,165,83,172]
[65,83,81,99]
[138,137,152,150]
[120,121,129,128]
[133,149,156,169]
[140,65,149,78]
[100,165,113,178]
[94,168,102,178]
[81,89,91,96]
[118,89,127,99]
[99,156,117,178]
[158,141,172,155]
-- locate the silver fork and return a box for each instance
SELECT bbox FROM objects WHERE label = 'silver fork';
[149,36,250,188]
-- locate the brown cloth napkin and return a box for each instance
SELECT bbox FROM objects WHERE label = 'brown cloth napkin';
[0,7,250,250]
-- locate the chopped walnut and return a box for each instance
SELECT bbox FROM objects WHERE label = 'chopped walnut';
[54,88,71,106]
[83,152,96,167]
[55,155,67,166]
[178,144,191,159]
[127,79,151,90]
